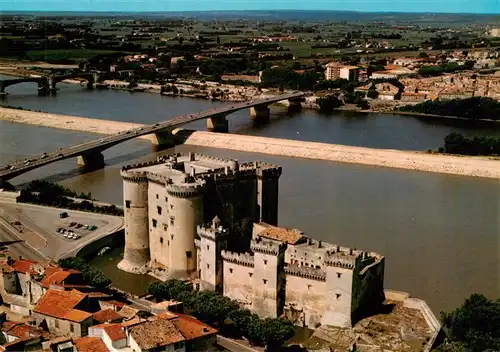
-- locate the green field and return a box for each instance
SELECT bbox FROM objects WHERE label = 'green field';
[26,49,122,63]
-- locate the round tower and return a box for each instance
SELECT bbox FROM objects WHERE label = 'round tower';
[166,178,205,279]
[118,170,151,273]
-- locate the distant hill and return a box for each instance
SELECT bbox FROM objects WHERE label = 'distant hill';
[2,10,500,25]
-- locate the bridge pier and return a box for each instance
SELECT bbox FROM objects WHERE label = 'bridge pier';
[207,114,229,133]
[77,151,105,170]
[288,98,303,113]
[150,130,179,149]
[250,105,270,123]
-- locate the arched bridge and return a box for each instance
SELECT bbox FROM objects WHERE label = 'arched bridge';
[0,77,49,95]
[0,72,101,95]
[0,92,305,185]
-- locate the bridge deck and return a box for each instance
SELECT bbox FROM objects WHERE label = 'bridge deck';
[0,92,304,182]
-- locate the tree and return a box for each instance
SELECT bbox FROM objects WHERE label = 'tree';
[58,257,111,288]
[367,89,379,99]
[440,294,500,352]
[316,95,343,113]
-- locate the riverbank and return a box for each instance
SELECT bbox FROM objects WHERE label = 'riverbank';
[1,107,499,179]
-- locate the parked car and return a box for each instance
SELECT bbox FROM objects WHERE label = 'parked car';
[69,222,77,227]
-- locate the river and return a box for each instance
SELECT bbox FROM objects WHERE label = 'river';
[0,75,499,314]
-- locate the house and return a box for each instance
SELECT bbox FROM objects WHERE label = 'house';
[92,309,124,324]
[400,92,427,102]
[33,289,93,337]
[88,313,218,352]
[375,83,401,100]
[151,301,184,315]
[42,336,109,352]
[324,62,359,81]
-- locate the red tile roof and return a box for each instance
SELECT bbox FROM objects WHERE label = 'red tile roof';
[129,319,184,350]
[102,324,126,342]
[41,271,72,287]
[258,227,305,245]
[74,337,110,352]
[11,259,35,274]
[63,309,92,323]
[173,314,218,341]
[34,289,87,321]
[92,309,123,324]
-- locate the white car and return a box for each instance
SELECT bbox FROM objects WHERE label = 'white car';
[73,235,81,240]
[63,233,69,238]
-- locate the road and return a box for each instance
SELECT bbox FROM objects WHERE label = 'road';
[0,217,46,261]
[0,92,305,183]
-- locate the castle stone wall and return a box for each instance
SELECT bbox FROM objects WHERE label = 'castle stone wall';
[148,181,169,270]
[222,254,254,309]
[119,175,150,272]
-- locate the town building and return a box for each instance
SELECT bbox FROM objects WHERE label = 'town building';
[324,62,359,81]
[119,153,281,278]
[490,28,500,37]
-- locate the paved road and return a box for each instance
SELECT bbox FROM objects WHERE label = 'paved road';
[0,92,304,183]
[0,217,46,261]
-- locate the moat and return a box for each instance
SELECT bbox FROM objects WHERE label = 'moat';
[0,75,499,315]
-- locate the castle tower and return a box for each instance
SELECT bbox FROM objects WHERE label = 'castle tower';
[119,171,150,273]
[256,165,282,226]
[251,237,287,318]
[165,177,205,279]
[197,216,229,292]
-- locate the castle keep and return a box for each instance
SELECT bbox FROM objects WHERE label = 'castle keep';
[119,153,281,277]
[120,153,385,328]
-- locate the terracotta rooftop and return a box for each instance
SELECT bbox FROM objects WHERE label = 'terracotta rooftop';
[74,337,109,352]
[257,227,305,245]
[102,324,126,342]
[92,309,123,324]
[129,318,185,350]
[120,318,145,327]
[41,271,72,288]
[34,289,87,321]
[117,305,139,320]
[100,300,127,309]
[8,323,45,339]
[63,309,92,323]
[172,314,218,341]
[11,259,35,274]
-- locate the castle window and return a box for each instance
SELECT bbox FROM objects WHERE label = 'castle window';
[164,225,167,231]
[337,272,342,279]
[160,237,164,244]
[170,204,174,210]
[125,200,131,208]
[170,216,175,225]
[263,279,267,284]
[165,197,168,203]
[249,273,253,277]
[264,260,267,265]
[229,268,233,273]
[156,194,159,199]
[305,263,309,267]
[336,293,341,300]
[307,285,312,290]
[207,264,210,269]
[207,245,210,250]
[157,206,162,215]
[152,219,157,228]
[316,265,321,269]
[186,251,192,258]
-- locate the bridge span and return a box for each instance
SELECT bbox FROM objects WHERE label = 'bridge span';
[0,92,305,185]
[0,72,100,95]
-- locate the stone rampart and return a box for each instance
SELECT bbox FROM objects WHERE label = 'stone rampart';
[221,250,255,267]
[251,237,286,256]
[197,224,228,241]
[284,265,326,282]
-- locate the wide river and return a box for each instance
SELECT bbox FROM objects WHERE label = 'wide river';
[1,76,499,314]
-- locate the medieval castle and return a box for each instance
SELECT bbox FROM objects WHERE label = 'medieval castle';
[119,153,385,328]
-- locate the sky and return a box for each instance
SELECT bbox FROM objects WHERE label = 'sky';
[2,0,500,14]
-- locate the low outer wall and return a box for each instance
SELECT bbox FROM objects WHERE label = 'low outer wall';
[178,131,500,179]
[73,229,125,260]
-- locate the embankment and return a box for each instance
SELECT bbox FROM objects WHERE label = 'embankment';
[1,107,499,179]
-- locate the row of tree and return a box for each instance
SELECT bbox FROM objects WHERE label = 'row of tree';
[442,132,500,156]
[18,180,123,216]
[438,294,500,352]
[148,280,295,349]
[398,97,500,121]
[58,257,111,288]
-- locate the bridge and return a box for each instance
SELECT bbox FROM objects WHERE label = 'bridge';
[0,92,305,185]
[0,72,100,96]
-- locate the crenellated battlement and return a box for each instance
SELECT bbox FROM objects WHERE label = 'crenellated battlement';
[221,250,254,267]
[251,236,286,256]
[284,264,326,282]
[197,223,228,241]
[166,179,206,198]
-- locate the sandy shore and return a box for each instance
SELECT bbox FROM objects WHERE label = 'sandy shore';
[1,107,499,179]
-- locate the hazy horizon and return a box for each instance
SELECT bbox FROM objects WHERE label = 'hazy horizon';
[3,0,500,15]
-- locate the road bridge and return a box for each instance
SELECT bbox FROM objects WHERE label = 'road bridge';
[0,72,101,95]
[0,92,305,185]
